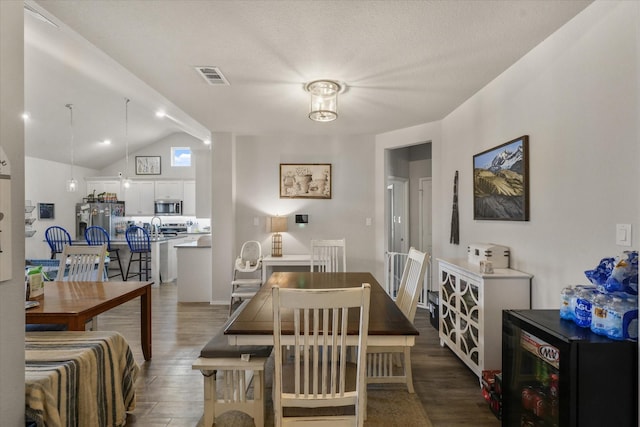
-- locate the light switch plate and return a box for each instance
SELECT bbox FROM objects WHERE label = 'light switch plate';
[616,224,632,246]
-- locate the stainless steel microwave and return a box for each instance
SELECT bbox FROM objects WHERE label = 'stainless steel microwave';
[154,200,183,216]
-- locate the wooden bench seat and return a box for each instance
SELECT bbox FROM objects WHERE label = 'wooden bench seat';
[192,302,272,427]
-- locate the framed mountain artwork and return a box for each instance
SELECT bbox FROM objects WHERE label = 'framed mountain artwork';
[473,135,529,221]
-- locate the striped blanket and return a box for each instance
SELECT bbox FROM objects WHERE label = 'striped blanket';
[25,331,139,427]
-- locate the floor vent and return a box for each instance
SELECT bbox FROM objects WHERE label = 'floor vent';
[194,66,229,86]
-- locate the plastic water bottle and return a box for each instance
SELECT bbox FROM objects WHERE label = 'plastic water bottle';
[574,287,596,328]
[622,296,638,341]
[560,286,575,321]
[590,292,611,336]
[604,296,625,340]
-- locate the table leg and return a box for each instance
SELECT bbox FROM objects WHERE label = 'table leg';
[141,286,152,360]
[67,317,85,331]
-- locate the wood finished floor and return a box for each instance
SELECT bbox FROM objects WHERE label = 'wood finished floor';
[98,282,500,427]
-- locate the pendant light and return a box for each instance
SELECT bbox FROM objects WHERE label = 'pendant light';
[65,103,78,192]
[121,98,132,189]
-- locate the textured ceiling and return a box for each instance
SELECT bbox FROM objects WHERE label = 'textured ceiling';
[26,0,592,169]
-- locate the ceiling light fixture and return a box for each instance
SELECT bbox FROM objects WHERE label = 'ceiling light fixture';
[304,80,342,122]
[122,98,132,190]
[65,104,77,192]
[22,112,30,121]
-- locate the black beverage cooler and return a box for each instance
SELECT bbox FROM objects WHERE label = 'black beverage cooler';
[502,310,638,427]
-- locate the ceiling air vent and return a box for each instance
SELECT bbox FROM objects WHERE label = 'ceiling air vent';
[195,66,229,86]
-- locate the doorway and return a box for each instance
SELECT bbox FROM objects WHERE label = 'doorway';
[387,177,409,254]
[384,142,432,254]
[384,142,432,301]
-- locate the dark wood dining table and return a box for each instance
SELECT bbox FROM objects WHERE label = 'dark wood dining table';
[25,280,153,360]
[224,272,418,346]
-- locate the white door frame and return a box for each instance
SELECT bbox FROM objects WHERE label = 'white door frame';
[386,176,409,254]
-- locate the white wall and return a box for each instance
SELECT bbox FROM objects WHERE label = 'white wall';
[377,1,640,309]
[100,131,202,179]
[0,1,26,424]
[211,132,236,304]
[24,157,98,259]
[234,133,377,273]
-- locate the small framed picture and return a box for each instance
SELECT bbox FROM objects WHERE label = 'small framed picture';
[136,156,161,175]
[38,203,55,220]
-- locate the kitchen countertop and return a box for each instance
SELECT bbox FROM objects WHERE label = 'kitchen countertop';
[74,232,211,245]
[174,241,211,248]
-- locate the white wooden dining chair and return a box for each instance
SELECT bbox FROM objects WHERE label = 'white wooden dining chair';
[366,247,429,393]
[310,238,346,272]
[56,243,108,330]
[272,283,371,427]
[56,243,107,282]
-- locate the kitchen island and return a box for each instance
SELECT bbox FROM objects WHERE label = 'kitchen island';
[175,236,212,302]
[103,235,181,284]
[72,232,210,285]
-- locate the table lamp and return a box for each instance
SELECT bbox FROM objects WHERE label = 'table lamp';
[270,216,288,257]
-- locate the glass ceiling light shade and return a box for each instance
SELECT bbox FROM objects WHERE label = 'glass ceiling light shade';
[65,104,78,192]
[122,98,132,189]
[304,80,342,122]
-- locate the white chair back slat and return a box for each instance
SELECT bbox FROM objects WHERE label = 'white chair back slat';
[310,238,346,272]
[395,247,430,322]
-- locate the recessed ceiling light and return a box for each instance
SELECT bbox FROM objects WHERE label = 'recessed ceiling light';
[22,112,30,121]
[203,139,211,145]
[102,139,111,145]
[155,111,166,118]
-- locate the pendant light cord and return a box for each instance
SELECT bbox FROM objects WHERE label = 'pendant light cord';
[65,103,74,178]
[124,98,130,177]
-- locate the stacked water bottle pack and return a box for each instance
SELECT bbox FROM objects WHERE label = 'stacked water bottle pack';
[560,250,638,341]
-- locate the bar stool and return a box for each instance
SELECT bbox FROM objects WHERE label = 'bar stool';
[125,226,151,281]
[44,226,72,259]
[85,225,125,280]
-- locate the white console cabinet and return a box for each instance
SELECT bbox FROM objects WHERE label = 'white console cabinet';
[437,258,532,379]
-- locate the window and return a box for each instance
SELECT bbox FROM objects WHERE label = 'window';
[171,147,191,167]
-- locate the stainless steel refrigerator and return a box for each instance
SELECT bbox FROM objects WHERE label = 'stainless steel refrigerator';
[75,202,126,240]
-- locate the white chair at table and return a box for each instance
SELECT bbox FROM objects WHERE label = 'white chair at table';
[230,240,263,315]
[272,283,371,427]
[366,247,430,393]
[56,243,108,330]
[310,238,346,272]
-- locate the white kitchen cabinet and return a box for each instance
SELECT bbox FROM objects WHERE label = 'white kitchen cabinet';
[167,236,185,282]
[155,181,183,200]
[124,181,155,215]
[183,180,196,215]
[86,179,121,200]
[438,258,532,379]
[176,241,212,302]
